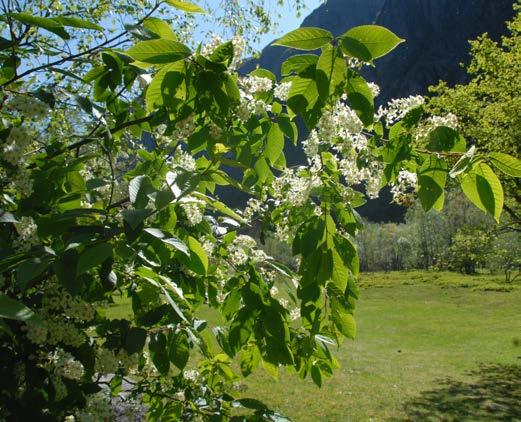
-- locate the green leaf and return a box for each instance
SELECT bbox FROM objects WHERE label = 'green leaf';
[281,54,318,76]
[189,191,242,222]
[124,327,147,354]
[0,209,17,223]
[8,13,70,39]
[265,123,284,165]
[426,126,466,152]
[249,68,276,81]
[143,18,177,40]
[165,0,206,13]
[418,156,447,211]
[239,345,261,377]
[53,16,103,31]
[460,162,504,222]
[273,27,333,51]
[277,115,298,145]
[316,44,346,100]
[209,41,234,65]
[16,257,50,290]
[340,25,404,62]
[331,248,349,292]
[286,75,319,116]
[311,364,323,387]
[129,175,153,207]
[331,306,356,339]
[333,235,359,277]
[144,227,190,256]
[169,331,190,370]
[0,293,39,322]
[345,69,374,127]
[146,61,185,112]
[126,39,191,64]
[449,146,475,178]
[489,152,521,177]
[149,332,170,375]
[77,243,113,275]
[162,237,190,256]
[182,236,208,275]
[122,209,153,230]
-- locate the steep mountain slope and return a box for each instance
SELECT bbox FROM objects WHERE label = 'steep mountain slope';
[246,0,514,102]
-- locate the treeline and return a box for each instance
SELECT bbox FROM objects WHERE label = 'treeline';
[357,192,520,279]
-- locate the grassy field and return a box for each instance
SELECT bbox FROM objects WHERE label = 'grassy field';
[108,272,521,421]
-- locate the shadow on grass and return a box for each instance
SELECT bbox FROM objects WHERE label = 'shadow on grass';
[400,363,521,421]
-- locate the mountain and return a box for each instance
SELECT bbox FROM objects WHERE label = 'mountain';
[241,0,515,221]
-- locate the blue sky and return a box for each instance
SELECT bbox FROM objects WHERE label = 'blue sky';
[195,0,323,51]
[253,0,323,50]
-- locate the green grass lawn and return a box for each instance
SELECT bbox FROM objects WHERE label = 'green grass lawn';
[107,272,521,421]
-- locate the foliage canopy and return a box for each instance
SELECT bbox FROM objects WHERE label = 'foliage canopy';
[0,0,519,420]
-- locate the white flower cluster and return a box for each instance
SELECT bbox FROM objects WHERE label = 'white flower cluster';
[391,170,418,206]
[241,75,273,94]
[338,157,383,199]
[209,122,223,140]
[367,82,380,98]
[228,235,267,266]
[236,89,272,122]
[94,348,138,374]
[46,319,85,347]
[273,81,292,101]
[201,237,215,256]
[230,35,246,69]
[5,95,49,120]
[179,196,205,226]
[76,391,112,422]
[289,307,300,321]
[24,283,92,347]
[2,126,36,198]
[2,126,32,165]
[42,288,96,322]
[346,57,369,69]
[200,34,245,69]
[172,149,196,172]
[377,95,425,126]
[13,216,39,252]
[183,369,200,382]
[201,34,224,58]
[269,282,299,320]
[11,168,33,197]
[47,349,85,380]
[271,165,322,207]
[243,197,266,223]
[315,97,365,150]
[413,113,458,143]
[171,114,196,141]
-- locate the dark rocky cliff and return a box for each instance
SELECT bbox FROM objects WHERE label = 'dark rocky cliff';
[246,0,514,103]
[240,0,515,222]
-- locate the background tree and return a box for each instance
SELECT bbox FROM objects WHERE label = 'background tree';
[428,3,521,229]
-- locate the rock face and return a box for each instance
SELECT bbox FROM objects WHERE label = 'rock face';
[240,0,515,222]
[370,0,515,103]
[246,0,514,103]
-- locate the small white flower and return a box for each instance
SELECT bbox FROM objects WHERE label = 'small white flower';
[290,307,300,321]
[377,95,425,126]
[274,82,292,101]
[183,369,199,382]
